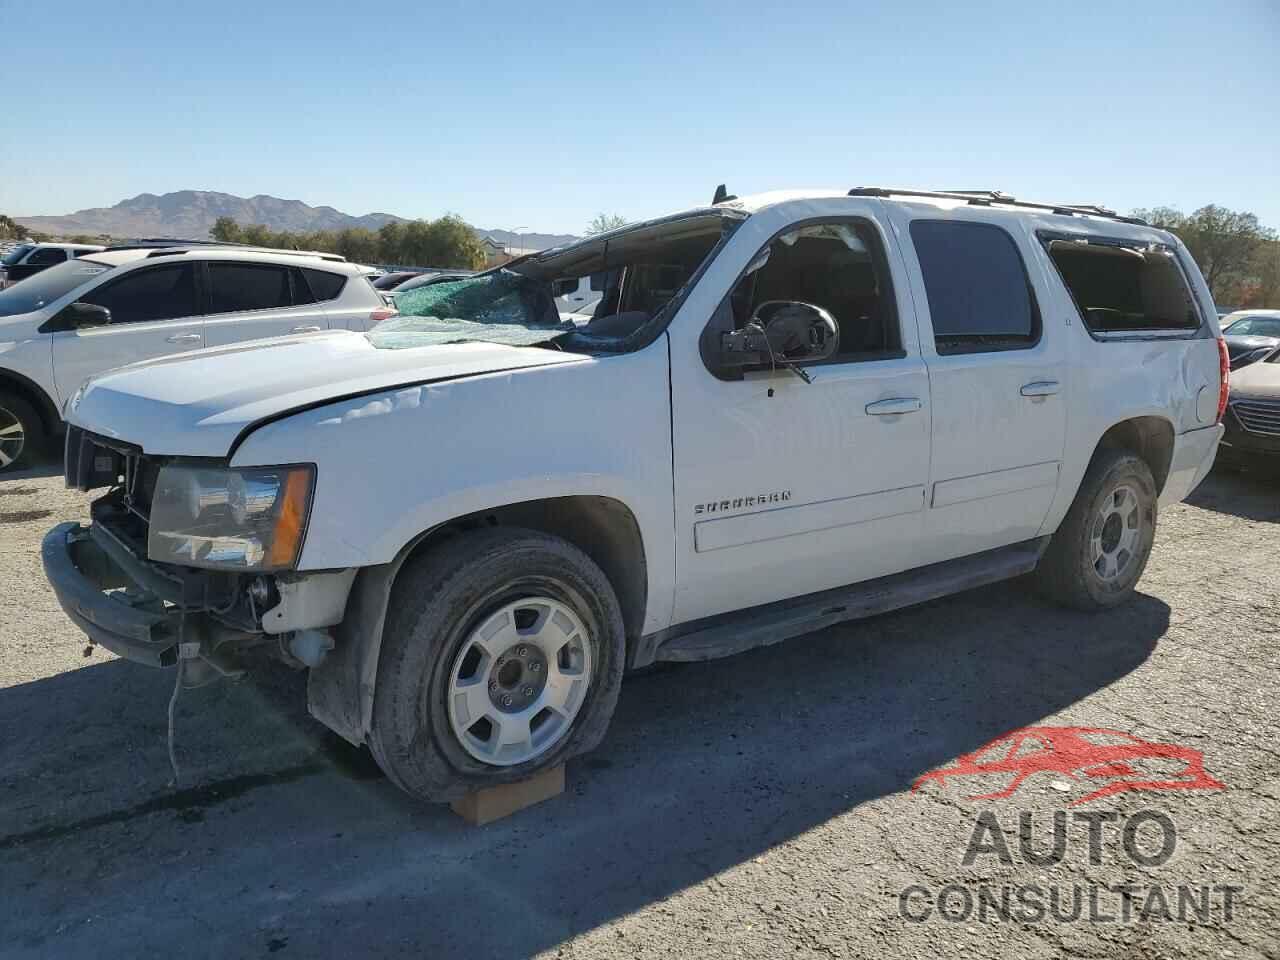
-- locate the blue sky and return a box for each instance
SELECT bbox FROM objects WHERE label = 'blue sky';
[1,0,1277,234]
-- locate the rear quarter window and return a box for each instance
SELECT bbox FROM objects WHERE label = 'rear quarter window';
[1044,238,1200,334]
[300,268,347,302]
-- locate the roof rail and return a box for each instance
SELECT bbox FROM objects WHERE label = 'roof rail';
[846,187,1147,225]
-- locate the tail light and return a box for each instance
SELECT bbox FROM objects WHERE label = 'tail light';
[1216,336,1230,423]
[369,307,396,328]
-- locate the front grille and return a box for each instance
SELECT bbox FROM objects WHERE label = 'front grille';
[1232,398,1280,436]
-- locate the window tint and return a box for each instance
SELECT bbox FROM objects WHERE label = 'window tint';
[28,247,68,266]
[723,219,901,362]
[911,220,1038,353]
[1046,240,1200,333]
[79,264,198,324]
[208,262,292,313]
[301,268,346,302]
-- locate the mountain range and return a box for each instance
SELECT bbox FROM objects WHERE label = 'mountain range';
[15,190,577,249]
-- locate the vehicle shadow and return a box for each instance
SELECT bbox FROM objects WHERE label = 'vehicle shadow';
[0,451,61,483]
[1186,466,1279,522]
[0,577,1169,956]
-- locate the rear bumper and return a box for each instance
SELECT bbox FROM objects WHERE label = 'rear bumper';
[41,522,181,667]
[1158,423,1223,506]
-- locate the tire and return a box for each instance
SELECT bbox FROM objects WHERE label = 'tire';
[368,526,626,802]
[0,391,44,473]
[1035,449,1158,611]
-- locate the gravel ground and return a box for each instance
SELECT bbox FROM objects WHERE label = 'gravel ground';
[0,460,1276,959]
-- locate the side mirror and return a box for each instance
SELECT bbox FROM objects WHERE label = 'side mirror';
[551,278,579,298]
[719,301,839,371]
[61,302,112,329]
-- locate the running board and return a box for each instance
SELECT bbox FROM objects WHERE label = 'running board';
[644,538,1049,665]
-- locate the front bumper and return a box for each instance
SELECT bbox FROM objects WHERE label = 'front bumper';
[42,522,182,667]
[1158,423,1224,506]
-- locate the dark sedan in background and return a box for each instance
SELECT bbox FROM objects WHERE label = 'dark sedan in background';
[1221,310,1280,370]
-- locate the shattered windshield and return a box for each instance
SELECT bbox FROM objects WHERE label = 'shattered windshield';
[368,270,573,349]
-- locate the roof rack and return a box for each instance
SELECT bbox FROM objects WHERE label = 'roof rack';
[846,187,1147,225]
[102,240,347,263]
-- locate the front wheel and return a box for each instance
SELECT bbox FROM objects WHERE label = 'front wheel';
[368,527,625,802]
[1035,449,1158,610]
[0,392,43,472]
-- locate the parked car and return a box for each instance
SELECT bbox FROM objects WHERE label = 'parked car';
[44,187,1224,803]
[390,270,476,298]
[0,245,392,470]
[0,242,107,289]
[371,271,422,291]
[1218,344,1280,470]
[1220,309,1280,370]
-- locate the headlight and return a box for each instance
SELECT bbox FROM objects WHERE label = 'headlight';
[147,464,315,571]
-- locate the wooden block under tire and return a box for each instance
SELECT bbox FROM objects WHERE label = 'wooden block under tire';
[449,765,565,825]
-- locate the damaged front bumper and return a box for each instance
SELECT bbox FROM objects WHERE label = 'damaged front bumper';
[42,519,357,678]
[42,522,187,667]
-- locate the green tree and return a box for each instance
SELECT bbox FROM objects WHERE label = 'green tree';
[0,215,30,241]
[1132,204,1276,302]
[423,214,487,269]
[586,213,628,236]
[200,214,486,270]
[377,222,405,264]
[209,217,243,243]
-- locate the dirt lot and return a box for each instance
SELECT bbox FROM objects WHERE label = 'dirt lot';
[0,461,1277,959]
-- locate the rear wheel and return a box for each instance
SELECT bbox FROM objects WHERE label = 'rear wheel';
[368,527,625,802]
[1035,449,1157,610]
[0,392,43,472]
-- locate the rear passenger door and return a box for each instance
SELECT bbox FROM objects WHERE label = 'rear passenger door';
[200,262,332,347]
[891,215,1067,559]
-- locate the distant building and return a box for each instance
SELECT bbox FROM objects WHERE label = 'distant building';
[481,236,539,267]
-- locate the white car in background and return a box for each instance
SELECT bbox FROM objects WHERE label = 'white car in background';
[0,245,392,469]
[0,242,108,289]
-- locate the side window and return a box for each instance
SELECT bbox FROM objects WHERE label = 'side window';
[721,219,902,362]
[79,264,198,324]
[1044,238,1200,333]
[300,268,346,302]
[208,262,292,313]
[72,248,97,258]
[291,267,316,304]
[28,248,68,266]
[910,220,1040,354]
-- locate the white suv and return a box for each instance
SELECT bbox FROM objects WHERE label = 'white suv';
[45,187,1224,802]
[0,245,391,469]
[0,242,107,289]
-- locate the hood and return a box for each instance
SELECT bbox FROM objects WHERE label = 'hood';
[1229,358,1280,401]
[68,330,588,457]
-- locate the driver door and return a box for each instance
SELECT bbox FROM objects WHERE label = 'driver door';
[50,263,205,405]
[668,211,932,625]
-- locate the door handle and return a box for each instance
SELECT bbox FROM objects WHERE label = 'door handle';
[290,325,323,334]
[1020,380,1061,397]
[865,397,923,416]
[165,333,202,344]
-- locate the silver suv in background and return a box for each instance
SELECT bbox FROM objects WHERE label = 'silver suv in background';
[0,245,392,469]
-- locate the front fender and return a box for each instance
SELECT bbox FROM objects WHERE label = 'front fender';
[230,340,676,632]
